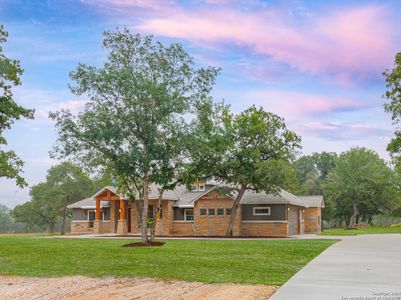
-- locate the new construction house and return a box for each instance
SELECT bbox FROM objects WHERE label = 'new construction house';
[68,182,324,237]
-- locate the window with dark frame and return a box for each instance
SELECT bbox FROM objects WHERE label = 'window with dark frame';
[208,208,215,215]
[184,209,194,221]
[253,207,271,215]
[88,210,96,228]
[200,208,207,215]
[226,208,232,215]
[217,208,224,215]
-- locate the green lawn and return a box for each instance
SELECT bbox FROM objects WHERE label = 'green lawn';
[321,226,401,236]
[0,236,335,285]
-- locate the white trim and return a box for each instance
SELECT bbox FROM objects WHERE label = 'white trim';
[198,183,205,191]
[173,220,194,223]
[242,220,288,223]
[184,208,194,221]
[178,204,194,208]
[71,220,88,222]
[253,207,271,216]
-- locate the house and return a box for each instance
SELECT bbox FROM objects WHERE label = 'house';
[68,182,324,237]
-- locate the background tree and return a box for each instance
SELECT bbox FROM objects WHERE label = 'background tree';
[191,105,301,236]
[12,201,42,233]
[0,204,14,233]
[46,162,98,235]
[0,25,34,187]
[325,147,398,227]
[29,183,60,233]
[294,152,337,195]
[50,29,218,243]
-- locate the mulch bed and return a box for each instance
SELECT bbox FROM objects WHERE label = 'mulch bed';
[122,241,165,247]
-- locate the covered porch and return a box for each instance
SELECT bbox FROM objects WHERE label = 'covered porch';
[93,187,133,235]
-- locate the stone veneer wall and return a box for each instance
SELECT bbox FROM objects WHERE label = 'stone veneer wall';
[171,221,194,236]
[194,193,236,236]
[304,207,321,233]
[240,221,288,237]
[71,221,92,234]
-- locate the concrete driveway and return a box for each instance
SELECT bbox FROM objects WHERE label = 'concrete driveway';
[271,234,401,300]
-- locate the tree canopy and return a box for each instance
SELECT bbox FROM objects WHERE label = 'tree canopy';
[0,25,34,187]
[294,152,337,195]
[191,104,301,236]
[51,29,219,243]
[325,147,398,227]
[384,52,401,170]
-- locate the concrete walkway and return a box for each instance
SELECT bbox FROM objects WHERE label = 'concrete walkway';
[271,234,401,300]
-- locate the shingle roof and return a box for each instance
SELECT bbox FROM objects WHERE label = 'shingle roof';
[67,197,109,209]
[297,195,325,208]
[68,185,324,209]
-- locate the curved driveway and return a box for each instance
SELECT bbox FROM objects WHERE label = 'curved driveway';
[271,234,401,300]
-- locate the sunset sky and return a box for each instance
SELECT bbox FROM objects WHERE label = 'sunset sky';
[1,0,400,207]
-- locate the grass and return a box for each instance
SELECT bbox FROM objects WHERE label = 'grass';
[321,226,401,236]
[0,236,336,285]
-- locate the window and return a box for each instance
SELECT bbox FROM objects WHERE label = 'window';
[191,184,198,191]
[253,207,271,216]
[226,208,232,215]
[88,210,96,228]
[198,183,205,191]
[200,208,207,216]
[208,208,215,216]
[217,208,224,215]
[184,209,194,221]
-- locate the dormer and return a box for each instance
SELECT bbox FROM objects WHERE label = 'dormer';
[191,179,206,192]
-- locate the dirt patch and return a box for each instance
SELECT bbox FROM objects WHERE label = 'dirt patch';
[0,275,278,300]
[122,241,165,247]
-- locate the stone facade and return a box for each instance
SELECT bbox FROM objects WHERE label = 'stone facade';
[240,221,288,237]
[71,221,92,234]
[194,193,235,236]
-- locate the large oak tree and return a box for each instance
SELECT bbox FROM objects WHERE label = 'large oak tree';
[191,105,301,236]
[51,29,218,243]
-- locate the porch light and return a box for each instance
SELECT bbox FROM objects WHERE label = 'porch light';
[119,208,122,213]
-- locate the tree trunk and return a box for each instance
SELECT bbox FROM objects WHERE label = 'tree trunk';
[48,223,55,233]
[60,205,68,235]
[349,202,359,227]
[150,189,164,242]
[141,174,149,244]
[225,185,247,237]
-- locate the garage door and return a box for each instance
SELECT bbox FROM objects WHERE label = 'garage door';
[288,207,299,236]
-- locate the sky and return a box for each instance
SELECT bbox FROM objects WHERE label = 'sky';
[0,0,400,208]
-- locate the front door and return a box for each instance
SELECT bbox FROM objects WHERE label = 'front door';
[127,207,131,233]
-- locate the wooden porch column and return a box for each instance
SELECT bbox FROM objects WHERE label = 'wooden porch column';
[96,198,101,220]
[119,199,126,220]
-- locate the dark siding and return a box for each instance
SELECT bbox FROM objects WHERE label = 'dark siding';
[173,208,185,220]
[241,204,286,221]
[72,208,87,220]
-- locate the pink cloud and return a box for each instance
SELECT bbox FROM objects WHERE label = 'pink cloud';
[130,4,397,84]
[36,99,88,120]
[241,90,365,121]
[296,122,392,141]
